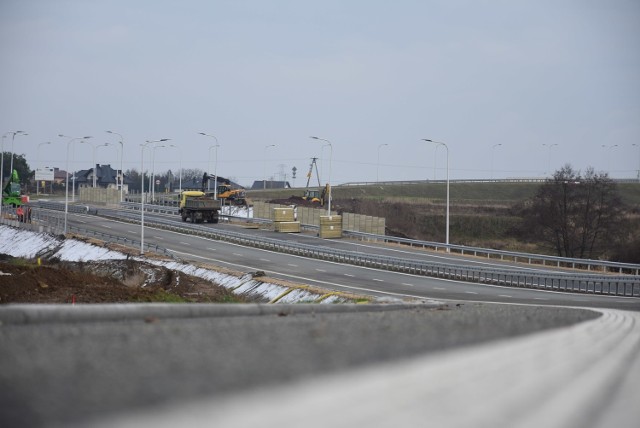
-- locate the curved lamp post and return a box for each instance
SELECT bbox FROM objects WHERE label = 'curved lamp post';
[106,131,125,202]
[491,143,502,180]
[36,141,52,195]
[199,132,220,194]
[542,143,558,176]
[422,138,449,250]
[263,144,275,189]
[310,136,333,216]
[377,143,388,182]
[140,138,170,255]
[59,134,92,234]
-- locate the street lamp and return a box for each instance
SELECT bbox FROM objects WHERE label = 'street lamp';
[150,144,167,202]
[8,131,28,180]
[310,136,333,215]
[36,142,52,195]
[542,143,558,176]
[199,132,219,192]
[79,140,109,188]
[422,139,449,250]
[140,138,170,255]
[106,131,125,202]
[59,134,92,234]
[168,144,182,194]
[633,144,640,182]
[0,132,25,222]
[263,144,275,189]
[601,144,619,176]
[377,143,388,182]
[491,143,502,180]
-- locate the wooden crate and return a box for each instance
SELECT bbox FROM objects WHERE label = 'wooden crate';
[319,215,342,239]
[275,221,301,233]
[272,207,295,222]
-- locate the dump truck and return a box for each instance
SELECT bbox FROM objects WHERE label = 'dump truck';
[179,190,221,223]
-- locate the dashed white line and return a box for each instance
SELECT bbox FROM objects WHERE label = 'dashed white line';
[316,269,326,272]
[373,279,384,282]
[180,242,191,246]
[498,295,512,298]
[102,225,111,229]
[260,259,271,262]
[465,291,478,295]
[344,274,354,277]
[402,283,414,287]
[154,236,164,240]
[434,287,445,291]
[127,230,136,234]
[287,264,298,267]
[534,297,548,301]
[206,248,217,251]
[233,253,243,257]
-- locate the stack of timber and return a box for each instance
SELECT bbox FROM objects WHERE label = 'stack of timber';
[319,215,342,239]
[272,207,300,233]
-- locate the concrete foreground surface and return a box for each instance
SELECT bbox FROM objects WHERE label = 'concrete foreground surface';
[1,303,638,427]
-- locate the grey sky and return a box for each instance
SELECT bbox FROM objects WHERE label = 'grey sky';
[2,0,639,186]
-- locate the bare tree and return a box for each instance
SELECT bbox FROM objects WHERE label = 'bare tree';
[523,164,626,259]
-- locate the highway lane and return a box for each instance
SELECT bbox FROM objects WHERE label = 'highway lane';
[59,210,640,311]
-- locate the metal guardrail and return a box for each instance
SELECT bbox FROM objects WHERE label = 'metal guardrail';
[132,217,640,297]
[27,201,640,296]
[117,202,640,275]
[342,231,640,276]
[2,207,174,259]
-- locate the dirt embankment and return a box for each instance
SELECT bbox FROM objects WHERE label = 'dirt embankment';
[0,256,246,304]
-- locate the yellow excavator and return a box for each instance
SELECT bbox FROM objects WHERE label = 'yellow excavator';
[301,157,328,205]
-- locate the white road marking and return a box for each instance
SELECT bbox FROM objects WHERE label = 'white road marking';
[402,283,414,287]
[233,253,242,257]
[180,242,191,246]
[534,297,548,301]
[127,230,137,234]
[287,264,298,267]
[154,236,164,240]
[260,259,271,262]
[102,225,111,229]
[373,278,384,282]
[465,291,478,295]
[316,269,326,272]
[498,295,512,298]
[434,287,445,290]
[206,248,217,251]
[344,273,354,277]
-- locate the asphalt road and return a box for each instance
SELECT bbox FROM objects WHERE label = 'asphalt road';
[61,209,640,311]
[2,207,639,427]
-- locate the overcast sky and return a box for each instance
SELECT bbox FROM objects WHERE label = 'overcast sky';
[1,0,639,187]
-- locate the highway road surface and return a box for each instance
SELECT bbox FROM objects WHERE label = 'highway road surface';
[0,207,638,427]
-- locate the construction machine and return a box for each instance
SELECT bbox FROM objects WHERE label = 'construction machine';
[2,169,23,207]
[301,157,327,205]
[201,172,247,206]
